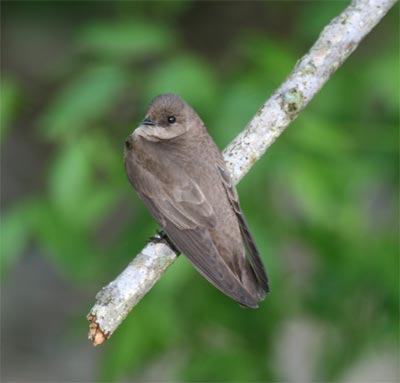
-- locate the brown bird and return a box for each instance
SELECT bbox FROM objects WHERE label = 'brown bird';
[124,94,269,308]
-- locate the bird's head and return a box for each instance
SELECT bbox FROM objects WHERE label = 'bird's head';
[133,94,197,142]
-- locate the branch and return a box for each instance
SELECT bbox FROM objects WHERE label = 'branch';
[87,0,396,346]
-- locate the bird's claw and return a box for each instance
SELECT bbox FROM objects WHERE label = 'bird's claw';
[147,230,180,255]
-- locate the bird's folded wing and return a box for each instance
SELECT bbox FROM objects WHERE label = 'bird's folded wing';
[136,174,217,230]
[217,165,269,293]
[127,162,259,307]
[164,223,259,308]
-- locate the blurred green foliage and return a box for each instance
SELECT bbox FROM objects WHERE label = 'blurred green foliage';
[1,1,398,382]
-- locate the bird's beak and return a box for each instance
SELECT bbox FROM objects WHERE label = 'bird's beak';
[134,118,161,141]
[142,118,155,126]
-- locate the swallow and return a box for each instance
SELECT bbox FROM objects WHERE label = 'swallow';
[124,94,269,307]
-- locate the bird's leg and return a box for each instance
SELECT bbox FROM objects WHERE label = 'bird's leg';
[147,229,180,256]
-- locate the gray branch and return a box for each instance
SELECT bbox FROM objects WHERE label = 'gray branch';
[88,0,397,346]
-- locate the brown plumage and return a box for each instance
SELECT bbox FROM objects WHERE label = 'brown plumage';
[124,94,269,308]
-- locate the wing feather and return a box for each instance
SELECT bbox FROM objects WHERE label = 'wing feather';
[125,157,216,229]
[164,223,259,308]
[217,165,270,293]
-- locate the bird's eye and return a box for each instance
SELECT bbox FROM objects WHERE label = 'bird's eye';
[167,116,176,124]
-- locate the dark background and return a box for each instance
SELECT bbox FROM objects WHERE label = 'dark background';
[1,1,399,382]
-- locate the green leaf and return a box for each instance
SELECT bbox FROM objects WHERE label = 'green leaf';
[294,2,346,42]
[31,201,100,281]
[358,49,399,118]
[288,113,353,156]
[48,138,93,223]
[282,153,339,228]
[48,134,122,229]
[145,55,218,116]
[40,64,128,140]
[78,21,177,59]
[0,203,34,276]
[236,34,295,88]
[0,78,21,141]
[212,80,266,147]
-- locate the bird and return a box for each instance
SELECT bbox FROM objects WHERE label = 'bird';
[124,94,269,308]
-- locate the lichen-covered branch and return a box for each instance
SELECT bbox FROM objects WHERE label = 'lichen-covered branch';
[88,0,397,346]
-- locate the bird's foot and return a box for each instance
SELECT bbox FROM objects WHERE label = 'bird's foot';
[147,230,180,256]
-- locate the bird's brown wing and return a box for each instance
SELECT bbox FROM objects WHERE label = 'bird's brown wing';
[125,158,259,307]
[217,165,270,293]
[163,223,259,308]
[126,158,216,229]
